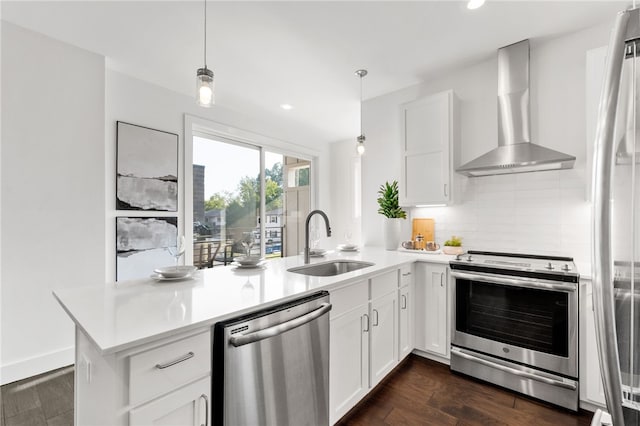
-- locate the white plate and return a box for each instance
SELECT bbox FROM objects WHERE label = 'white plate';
[233,256,265,266]
[150,273,195,282]
[153,265,197,279]
[231,261,267,269]
[337,245,359,252]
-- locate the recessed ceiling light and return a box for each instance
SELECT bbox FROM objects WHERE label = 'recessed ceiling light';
[467,0,485,10]
[280,104,293,110]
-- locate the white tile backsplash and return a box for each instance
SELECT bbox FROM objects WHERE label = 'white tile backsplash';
[412,167,592,265]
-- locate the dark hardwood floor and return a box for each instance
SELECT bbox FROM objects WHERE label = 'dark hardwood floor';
[336,355,595,426]
[1,356,595,426]
[0,366,73,426]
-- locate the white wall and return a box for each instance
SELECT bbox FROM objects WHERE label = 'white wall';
[360,20,613,268]
[329,140,361,247]
[1,22,106,384]
[105,71,331,281]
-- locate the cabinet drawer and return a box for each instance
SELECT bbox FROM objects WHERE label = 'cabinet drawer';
[400,265,413,287]
[371,270,398,300]
[129,331,211,406]
[330,280,368,318]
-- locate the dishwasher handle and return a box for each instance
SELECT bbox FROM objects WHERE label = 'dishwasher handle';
[229,302,332,347]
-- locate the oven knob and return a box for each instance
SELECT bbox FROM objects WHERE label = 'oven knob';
[562,264,571,272]
[546,262,554,270]
[455,253,463,261]
[467,255,473,262]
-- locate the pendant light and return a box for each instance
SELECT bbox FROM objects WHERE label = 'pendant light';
[196,0,214,107]
[355,69,367,155]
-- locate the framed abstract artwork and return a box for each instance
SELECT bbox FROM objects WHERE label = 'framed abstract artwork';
[116,121,178,211]
[116,217,177,281]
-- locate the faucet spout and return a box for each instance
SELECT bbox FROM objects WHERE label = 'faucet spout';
[304,210,332,264]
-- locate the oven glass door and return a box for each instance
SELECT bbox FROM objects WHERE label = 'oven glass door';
[455,278,569,357]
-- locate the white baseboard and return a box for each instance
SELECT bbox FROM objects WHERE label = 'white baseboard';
[1,346,74,385]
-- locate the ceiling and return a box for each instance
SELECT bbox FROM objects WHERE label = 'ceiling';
[1,1,627,146]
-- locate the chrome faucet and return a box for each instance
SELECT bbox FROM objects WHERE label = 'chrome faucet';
[304,210,332,264]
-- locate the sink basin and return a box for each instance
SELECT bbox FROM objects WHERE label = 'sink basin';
[288,260,375,277]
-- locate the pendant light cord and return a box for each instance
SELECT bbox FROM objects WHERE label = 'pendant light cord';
[359,74,363,135]
[203,0,207,68]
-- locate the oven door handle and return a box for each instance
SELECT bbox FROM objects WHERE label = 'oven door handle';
[451,347,577,391]
[449,271,576,292]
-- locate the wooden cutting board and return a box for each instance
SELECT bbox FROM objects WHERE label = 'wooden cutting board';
[412,218,435,242]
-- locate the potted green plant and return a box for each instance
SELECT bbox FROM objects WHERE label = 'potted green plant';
[377,181,407,250]
[442,235,464,255]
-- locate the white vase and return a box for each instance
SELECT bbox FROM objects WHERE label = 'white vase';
[383,218,401,250]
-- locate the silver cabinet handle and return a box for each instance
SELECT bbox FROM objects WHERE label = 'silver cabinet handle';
[591,8,631,426]
[200,394,208,426]
[155,352,194,369]
[363,314,369,332]
[402,272,412,277]
[401,294,407,310]
[440,272,444,287]
[449,270,577,292]
[372,309,379,326]
[229,303,332,347]
[451,348,577,391]
[444,183,448,197]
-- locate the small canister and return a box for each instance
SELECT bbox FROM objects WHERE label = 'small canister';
[415,233,424,250]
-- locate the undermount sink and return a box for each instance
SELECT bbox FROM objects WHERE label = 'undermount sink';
[288,260,375,277]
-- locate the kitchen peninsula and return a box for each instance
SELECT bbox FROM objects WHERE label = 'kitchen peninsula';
[53,248,453,425]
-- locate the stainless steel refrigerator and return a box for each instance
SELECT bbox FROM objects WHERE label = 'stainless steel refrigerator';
[592,7,640,426]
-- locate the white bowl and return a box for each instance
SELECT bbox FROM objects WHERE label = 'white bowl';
[153,265,197,279]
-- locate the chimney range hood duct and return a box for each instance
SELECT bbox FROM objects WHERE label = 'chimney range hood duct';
[456,39,575,177]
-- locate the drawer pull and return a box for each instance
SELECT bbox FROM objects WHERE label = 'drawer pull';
[401,294,407,309]
[155,351,194,369]
[402,272,412,276]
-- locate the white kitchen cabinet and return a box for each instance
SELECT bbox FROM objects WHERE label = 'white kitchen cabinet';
[370,290,398,386]
[399,266,414,360]
[400,90,458,206]
[329,302,370,424]
[329,269,401,424]
[129,377,210,426]
[580,278,607,408]
[415,263,449,358]
[74,327,212,426]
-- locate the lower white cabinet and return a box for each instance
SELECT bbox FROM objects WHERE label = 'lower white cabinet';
[74,327,212,426]
[329,269,401,424]
[580,278,606,408]
[399,265,414,360]
[415,263,449,358]
[370,290,398,386]
[129,377,210,426]
[329,301,369,423]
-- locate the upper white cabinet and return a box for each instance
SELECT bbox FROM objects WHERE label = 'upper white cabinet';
[400,90,458,206]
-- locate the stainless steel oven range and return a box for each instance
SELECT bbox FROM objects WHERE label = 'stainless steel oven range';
[449,251,579,411]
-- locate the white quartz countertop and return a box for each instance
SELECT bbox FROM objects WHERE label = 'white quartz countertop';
[53,247,454,355]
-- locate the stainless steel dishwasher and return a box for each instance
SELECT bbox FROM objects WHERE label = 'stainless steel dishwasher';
[213,291,331,426]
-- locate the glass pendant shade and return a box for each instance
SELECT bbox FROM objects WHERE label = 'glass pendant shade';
[356,135,366,155]
[196,67,215,107]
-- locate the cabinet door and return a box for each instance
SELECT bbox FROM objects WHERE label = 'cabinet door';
[580,280,606,407]
[415,263,449,357]
[129,377,210,426]
[400,91,453,206]
[329,304,369,424]
[399,283,414,360]
[370,291,398,386]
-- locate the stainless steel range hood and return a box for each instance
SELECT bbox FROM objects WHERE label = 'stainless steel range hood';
[456,39,575,177]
